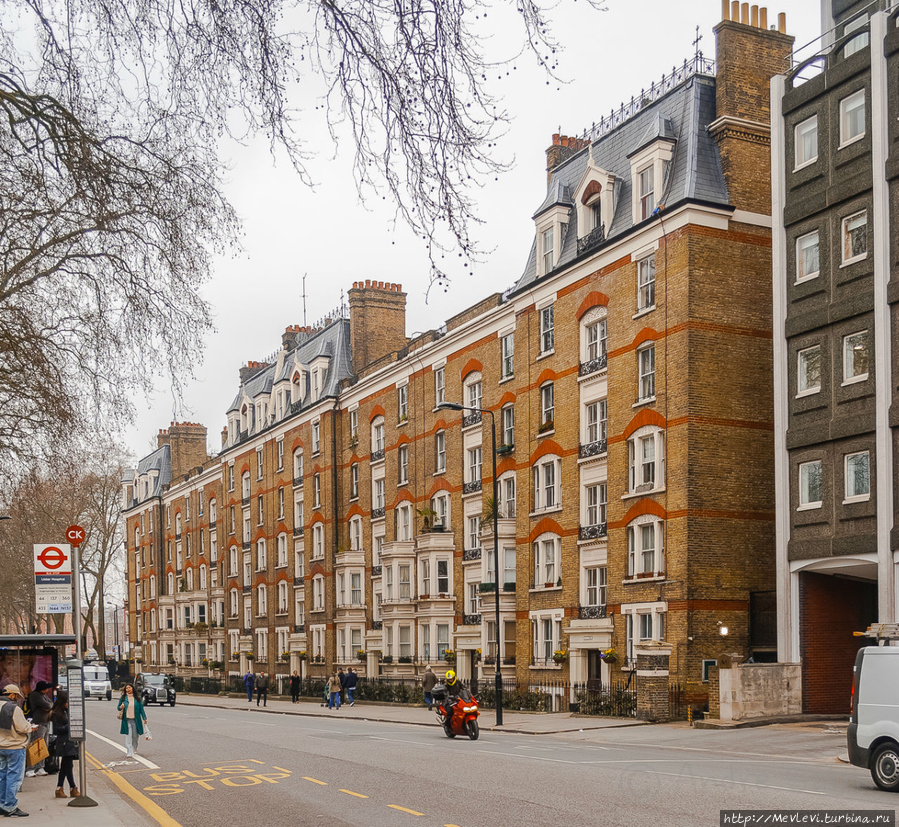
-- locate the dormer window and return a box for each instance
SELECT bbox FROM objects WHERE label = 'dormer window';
[291,370,303,405]
[534,204,570,277]
[628,126,675,225]
[542,228,554,272]
[638,165,654,220]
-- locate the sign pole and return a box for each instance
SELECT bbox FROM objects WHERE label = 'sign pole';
[66,525,97,808]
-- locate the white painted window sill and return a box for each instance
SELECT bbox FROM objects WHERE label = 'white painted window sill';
[841,374,869,387]
[796,502,822,512]
[843,495,870,505]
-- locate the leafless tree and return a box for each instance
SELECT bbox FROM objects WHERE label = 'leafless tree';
[0,0,602,476]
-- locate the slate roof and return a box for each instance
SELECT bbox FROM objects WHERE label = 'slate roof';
[135,444,171,498]
[513,72,727,294]
[226,318,354,416]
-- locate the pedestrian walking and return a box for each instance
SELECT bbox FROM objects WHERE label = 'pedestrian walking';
[0,684,36,818]
[24,680,53,777]
[49,692,79,799]
[327,673,342,710]
[243,670,255,703]
[344,668,357,707]
[255,672,269,707]
[421,665,437,710]
[337,668,346,705]
[116,683,147,759]
[289,671,300,704]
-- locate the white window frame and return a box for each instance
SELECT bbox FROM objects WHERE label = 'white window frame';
[397,385,408,422]
[540,382,554,426]
[841,211,867,265]
[844,451,871,503]
[398,444,409,484]
[798,460,823,510]
[501,333,515,379]
[435,430,446,473]
[637,255,655,312]
[434,366,445,407]
[638,344,655,402]
[796,230,820,283]
[626,517,664,578]
[797,345,822,397]
[627,426,665,494]
[540,305,555,354]
[794,115,818,170]
[842,330,870,384]
[839,89,865,147]
[532,534,560,587]
[533,455,561,513]
[502,405,515,448]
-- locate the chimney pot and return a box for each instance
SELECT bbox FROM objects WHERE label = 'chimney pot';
[552,133,560,145]
[760,7,767,28]
[777,11,785,33]
[750,4,758,26]
[740,2,749,24]
[722,0,730,20]
[731,1,739,20]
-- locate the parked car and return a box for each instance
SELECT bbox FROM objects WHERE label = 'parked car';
[82,664,112,701]
[135,673,177,706]
[848,646,899,791]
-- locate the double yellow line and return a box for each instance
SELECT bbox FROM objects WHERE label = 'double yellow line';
[85,751,183,827]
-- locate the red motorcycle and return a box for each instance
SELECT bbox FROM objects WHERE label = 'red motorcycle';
[433,683,480,740]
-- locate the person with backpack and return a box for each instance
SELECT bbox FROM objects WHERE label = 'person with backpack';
[0,684,37,818]
[49,692,79,799]
[243,671,255,703]
[344,668,357,707]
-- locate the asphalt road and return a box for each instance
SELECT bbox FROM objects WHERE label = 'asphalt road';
[81,706,898,827]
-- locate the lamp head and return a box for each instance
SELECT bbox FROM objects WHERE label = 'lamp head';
[435,401,465,412]
[717,621,729,637]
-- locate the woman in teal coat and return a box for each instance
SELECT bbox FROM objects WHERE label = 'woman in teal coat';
[117,683,147,758]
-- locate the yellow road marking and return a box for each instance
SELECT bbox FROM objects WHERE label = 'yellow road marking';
[272,766,290,772]
[249,759,265,764]
[101,768,184,827]
[84,751,104,770]
[388,804,425,816]
[339,789,369,798]
[445,824,464,826]
[303,776,328,785]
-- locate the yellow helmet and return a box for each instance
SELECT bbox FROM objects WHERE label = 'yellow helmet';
[445,670,456,684]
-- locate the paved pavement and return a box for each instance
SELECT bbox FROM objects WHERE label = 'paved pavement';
[13,693,851,825]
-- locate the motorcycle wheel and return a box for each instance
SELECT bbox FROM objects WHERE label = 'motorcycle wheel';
[443,723,456,739]
[466,719,479,741]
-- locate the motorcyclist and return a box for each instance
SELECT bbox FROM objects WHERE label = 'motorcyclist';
[443,670,472,720]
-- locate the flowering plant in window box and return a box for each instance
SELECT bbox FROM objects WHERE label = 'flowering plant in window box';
[552,650,568,664]
[537,419,554,434]
[382,654,394,663]
[246,652,255,661]
[356,650,366,661]
[443,649,456,663]
[281,651,291,662]
[503,656,516,665]
[230,651,240,660]
[298,651,307,661]
[312,654,324,664]
[496,444,514,456]
[398,655,413,664]
[600,648,618,665]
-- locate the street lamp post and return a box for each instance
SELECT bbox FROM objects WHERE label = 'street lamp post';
[437,401,503,726]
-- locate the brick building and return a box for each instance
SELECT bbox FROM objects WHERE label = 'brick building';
[771,0,896,713]
[124,4,792,711]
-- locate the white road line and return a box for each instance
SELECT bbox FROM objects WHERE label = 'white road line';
[86,729,159,769]
[644,770,830,796]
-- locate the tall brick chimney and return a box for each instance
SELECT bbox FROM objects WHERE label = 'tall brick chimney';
[712,4,793,213]
[348,281,407,375]
[545,134,590,185]
[164,421,208,479]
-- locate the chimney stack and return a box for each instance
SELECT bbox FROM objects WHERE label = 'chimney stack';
[347,281,407,376]
[545,133,590,185]
[163,421,208,480]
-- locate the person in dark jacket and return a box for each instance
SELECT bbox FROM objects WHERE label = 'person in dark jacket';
[49,692,79,798]
[289,671,300,704]
[24,680,53,777]
[337,668,346,705]
[255,672,269,707]
[344,668,357,707]
[243,671,255,703]
[421,666,437,710]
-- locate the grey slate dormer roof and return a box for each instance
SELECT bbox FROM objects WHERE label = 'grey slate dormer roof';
[226,318,354,415]
[136,444,171,498]
[513,73,727,294]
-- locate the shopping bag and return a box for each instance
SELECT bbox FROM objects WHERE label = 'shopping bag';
[144,728,152,741]
[26,737,49,767]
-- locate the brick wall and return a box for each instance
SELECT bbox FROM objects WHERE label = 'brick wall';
[799,570,875,714]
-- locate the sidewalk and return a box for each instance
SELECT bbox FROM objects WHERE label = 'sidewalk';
[175,691,646,734]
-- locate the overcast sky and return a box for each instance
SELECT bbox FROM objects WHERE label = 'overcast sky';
[123,0,822,462]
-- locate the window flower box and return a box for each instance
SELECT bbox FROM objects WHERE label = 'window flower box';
[444,649,456,663]
[537,420,554,434]
[552,650,568,664]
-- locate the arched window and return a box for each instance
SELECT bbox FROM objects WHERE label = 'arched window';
[626,515,665,578]
[167,572,174,594]
[199,565,207,590]
[257,584,267,616]
[293,449,304,481]
[241,471,251,499]
[533,454,561,512]
[627,425,665,494]
[209,498,217,524]
[186,568,194,591]
[580,306,608,375]
[371,416,385,457]
[229,589,238,617]
[532,533,561,588]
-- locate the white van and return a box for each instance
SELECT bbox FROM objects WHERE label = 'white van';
[82,664,112,701]
[848,646,899,790]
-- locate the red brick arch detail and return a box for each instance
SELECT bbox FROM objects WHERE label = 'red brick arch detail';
[390,491,415,509]
[275,571,291,584]
[461,359,483,381]
[497,457,517,476]
[631,327,660,349]
[309,513,326,527]
[345,503,364,520]
[623,409,668,440]
[498,391,516,407]
[575,292,610,320]
[581,179,603,205]
[529,439,563,464]
[312,464,323,475]
[433,419,449,432]
[528,517,564,543]
[238,463,250,475]
[536,368,558,386]
[396,433,412,446]
[621,499,667,526]
[349,453,362,464]
[252,529,266,543]
[369,405,386,422]
[428,479,453,498]
[290,438,305,452]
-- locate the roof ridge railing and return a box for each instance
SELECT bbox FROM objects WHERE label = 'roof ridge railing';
[579,53,716,144]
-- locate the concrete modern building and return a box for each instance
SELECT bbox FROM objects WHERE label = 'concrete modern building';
[771,0,895,713]
[124,4,794,715]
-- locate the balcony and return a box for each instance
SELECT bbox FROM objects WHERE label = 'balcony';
[462,411,482,428]
[209,520,216,530]
[462,613,482,626]
[577,605,608,620]
[293,624,305,634]
[293,525,304,537]
[294,576,304,586]
[242,541,251,551]
[371,507,385,520]
[371,565,382,577]
[371,620,383,630]
[576,223,605,256]
[293,476,303,487]
[579,523,608,541]
[371,448,385,463]
[462,547,482,562]
[579,353,608,377]
[579,439,607,459]
[241,495,250,506]
[242,585,251,593]
[462,480,482,495]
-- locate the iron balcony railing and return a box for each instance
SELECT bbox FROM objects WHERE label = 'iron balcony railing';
[579,353,608,377]
[579,439,607,459]
[371,506,385,520]
[463,480,482,494]
[462,411,482,428]
[462,548,482,562]
[577,223,605,256]
[293,476,302,487]
[577,605,608,620]
[462,614,482,626]
[371,448,385,463]
[579,523,608,541]
[371,565,382,577]
[371,620,383,630]
[293,525,304,537]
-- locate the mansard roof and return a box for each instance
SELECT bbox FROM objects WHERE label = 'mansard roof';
[513,72,727,294]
